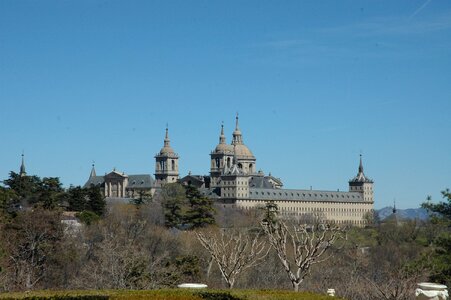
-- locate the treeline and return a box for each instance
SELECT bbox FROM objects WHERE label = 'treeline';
[0,171,450,299]
[0,171,105,218]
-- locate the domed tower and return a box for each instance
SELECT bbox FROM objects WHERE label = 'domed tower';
[349,155,374,202]
[231,114,256,174]
[155,127,179,186]
[210,123,234,188]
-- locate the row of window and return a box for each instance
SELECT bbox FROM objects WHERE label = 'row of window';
[250,191,360,199]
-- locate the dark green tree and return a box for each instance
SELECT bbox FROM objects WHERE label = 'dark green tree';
[36,177,64,209]
[131,190,153,206]
[160,183,186,228]
[66,185,88,212]
[86,186,106,216]
[184,185,215,229]
[3,171,41,201]
[422,188,451,286]
[0,186,19,215]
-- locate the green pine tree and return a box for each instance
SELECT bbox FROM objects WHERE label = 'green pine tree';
[161,183,186,228]
[87,186,106,216]
[422,188,451,286]
[185,185,215,229]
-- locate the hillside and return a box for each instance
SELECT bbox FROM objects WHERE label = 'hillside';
[377,207,429,221]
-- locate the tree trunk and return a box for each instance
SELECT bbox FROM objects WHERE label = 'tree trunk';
[293,281,300,292]
[227,278,235,289]
[206,257,213,279]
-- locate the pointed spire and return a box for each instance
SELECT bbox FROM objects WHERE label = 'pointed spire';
[359,154,364,174]
[20,152,26,177]
[232,113,243,145]
[90,162,96,178]
[164,124,170,147]
[219,122,226,144]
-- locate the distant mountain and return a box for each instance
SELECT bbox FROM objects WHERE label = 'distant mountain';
[376,207,429,221]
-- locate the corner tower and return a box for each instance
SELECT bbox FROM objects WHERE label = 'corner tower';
[155,127,179,186]
[349,155,374,202]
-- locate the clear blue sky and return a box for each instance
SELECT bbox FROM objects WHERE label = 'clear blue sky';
[1,1,450,209]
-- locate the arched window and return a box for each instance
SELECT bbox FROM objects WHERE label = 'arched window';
[249,163,253,172]
[171,160,175,171]
[215,158,220,168]
[160,160,165,171]
[238,163,242,169]
[227,157,231,168]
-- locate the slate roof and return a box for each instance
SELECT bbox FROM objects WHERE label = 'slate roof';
[128,175,154,188]
[84,176,105,188]
[83,174,154,189]
[248,188,365,202]
[249,176,275,189]
[200,187,221,199]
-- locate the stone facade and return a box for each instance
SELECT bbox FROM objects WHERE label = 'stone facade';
[82,116,375,226]
[206,115,375,226]
[154,127,179,186]
[84,166,154,200]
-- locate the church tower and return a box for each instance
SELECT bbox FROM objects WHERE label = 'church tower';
[19,153,26,177]
[155,127,179,186]
[349,155,374,202]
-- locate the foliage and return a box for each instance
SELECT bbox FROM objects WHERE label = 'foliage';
[421,188,451,286]
[85,186,105,216]
[423,189,451,219]
[66,186,105,218]
[2,172,66,210]
[66,186,88,212]
[161,183,215,229]
[130,190,153,206]
[76,210,100,225]
[3,172,42,200]
[185,185,215,229]
[0,187,19,216]
[161,183,187,228]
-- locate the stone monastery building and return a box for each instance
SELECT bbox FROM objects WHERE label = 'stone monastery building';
[84,115,374,226]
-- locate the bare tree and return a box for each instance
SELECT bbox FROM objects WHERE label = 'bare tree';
[0,209,64,291]
[195,228,270,288]
[261,219,343,291]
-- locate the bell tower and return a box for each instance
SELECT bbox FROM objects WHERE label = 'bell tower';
[155,126,179,186]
